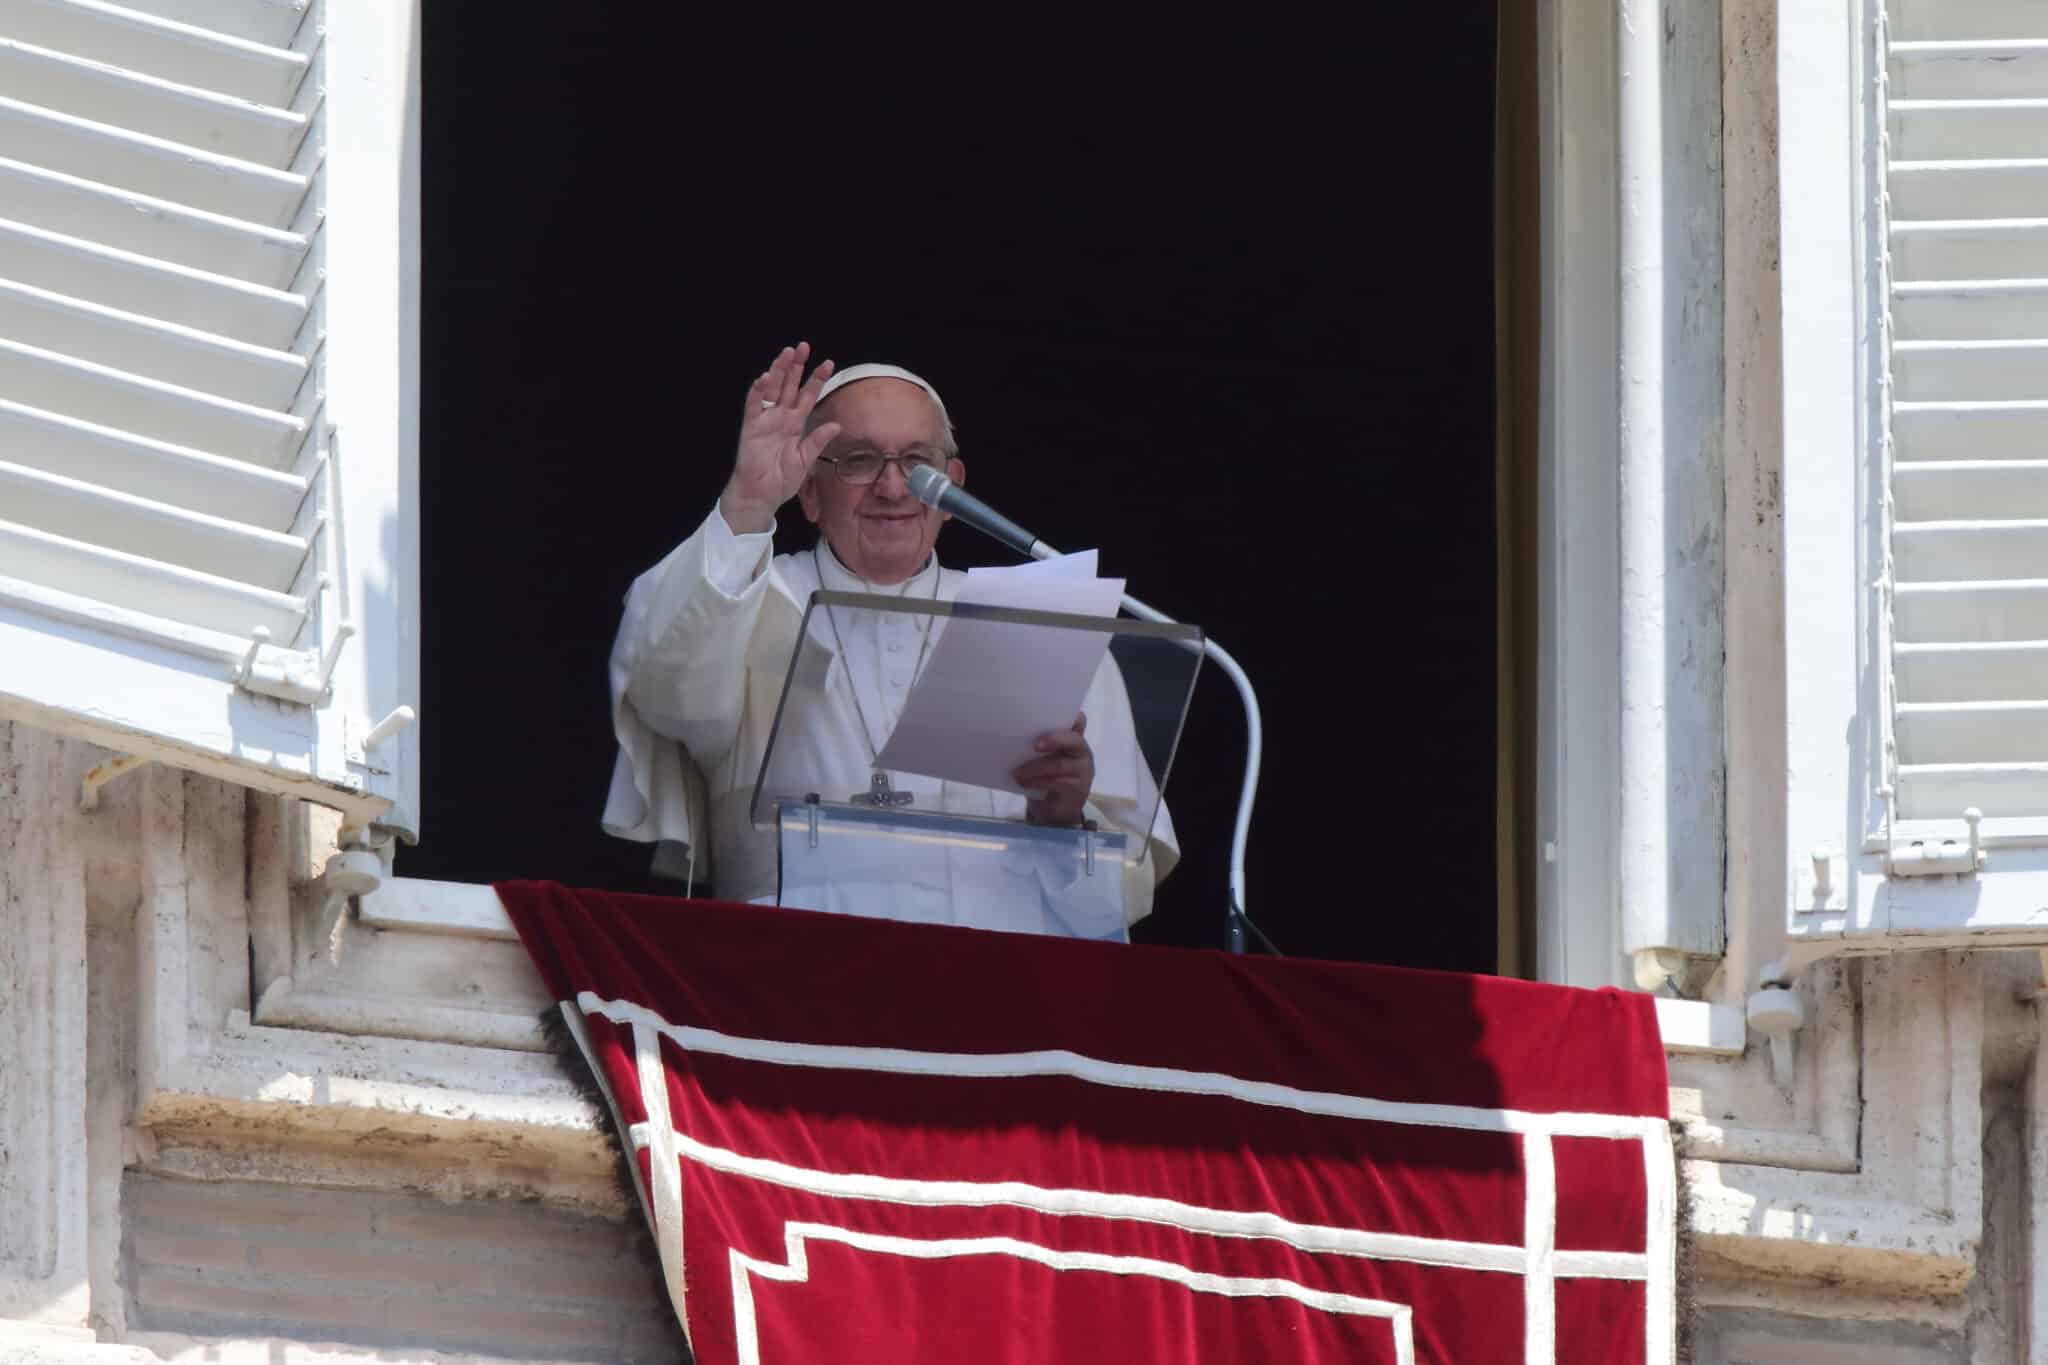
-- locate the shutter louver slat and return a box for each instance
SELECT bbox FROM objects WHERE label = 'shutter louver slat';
[0,397,305,524]
[106,0,306,49]
[0,276,305,405]
[0,516,304,638]
[1892,0,2048,43]
[4,0,309,105]
[1897,700,2048,761]
[1896,521,2048,582]
[1895,581,2048,643]
[1891,99,2048,162]
[1893,339,2048,400]
[1894,281,2048,340]
[1893,42,2048,100]
[1894,400,2048,458]
[1888,0,2048,824]
[0,216,304,345]
[0,36,308,165]
[0,93,309,225]
[0,457,305,586]
[0,0,316,646]
[1890,161,2048,219]
[0,336,302,461]
[1897,641,2048,699]
[1893,221,2048,279]
[0,155,308,284]
[1894,461,2048,519]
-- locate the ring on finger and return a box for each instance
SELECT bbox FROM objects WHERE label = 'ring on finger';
[760,399,776,409]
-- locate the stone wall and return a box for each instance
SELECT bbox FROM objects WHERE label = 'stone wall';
[0,721,680,1361]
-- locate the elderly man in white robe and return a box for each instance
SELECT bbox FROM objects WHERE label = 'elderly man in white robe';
[602,341,1178,936]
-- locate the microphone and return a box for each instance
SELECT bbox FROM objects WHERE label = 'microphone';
[905,464,1055,561]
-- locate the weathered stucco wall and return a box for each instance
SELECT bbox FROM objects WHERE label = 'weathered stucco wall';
[121,1175,682,1360]
[0,720,681,1361]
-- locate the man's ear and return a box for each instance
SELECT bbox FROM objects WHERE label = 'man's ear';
[796,476,822,525]
[935,457,965,522]
[941,457,966,520]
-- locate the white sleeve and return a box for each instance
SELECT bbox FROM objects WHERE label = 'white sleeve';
[601,504,797,852]
[699,503,776,597]
[621,505,790,763]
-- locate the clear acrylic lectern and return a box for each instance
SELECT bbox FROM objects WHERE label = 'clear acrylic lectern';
[751,590,1203,941]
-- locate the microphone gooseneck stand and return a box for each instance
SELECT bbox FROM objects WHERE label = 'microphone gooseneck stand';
[1111,587,1273,956]
[905,467,1272,953]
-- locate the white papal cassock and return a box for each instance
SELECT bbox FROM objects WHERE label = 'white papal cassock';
[602,505,1179,931]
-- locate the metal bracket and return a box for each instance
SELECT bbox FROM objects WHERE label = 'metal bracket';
[80,754,150,812]
[1747,939,1869,1085]
[302,824,396,951]
[1747,984,1805,1088]
[1631,949,1691,993]
[307,846,383,949]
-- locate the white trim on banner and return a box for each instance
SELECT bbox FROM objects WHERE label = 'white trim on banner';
[626,1121,1651,1283]
[729,1221,1419,1365]
[576,991,1664,1142]
[1522,1131,1558,1361]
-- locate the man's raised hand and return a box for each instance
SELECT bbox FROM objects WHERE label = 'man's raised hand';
[719,343,841,534]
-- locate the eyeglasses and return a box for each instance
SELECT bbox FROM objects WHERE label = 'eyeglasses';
[813,447,947,486]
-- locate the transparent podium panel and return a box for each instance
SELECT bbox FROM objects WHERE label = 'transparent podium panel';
[752,590,1203,939]
[777,802,1135,941]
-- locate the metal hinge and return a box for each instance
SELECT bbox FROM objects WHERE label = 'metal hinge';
[1885,807,1986,879]
[234,621,353,705]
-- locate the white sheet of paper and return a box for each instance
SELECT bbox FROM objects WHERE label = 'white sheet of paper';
[964,548,1100,585]
[875,552,1126,793]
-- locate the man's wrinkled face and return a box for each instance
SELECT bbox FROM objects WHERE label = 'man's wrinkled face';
[798,378,965,586]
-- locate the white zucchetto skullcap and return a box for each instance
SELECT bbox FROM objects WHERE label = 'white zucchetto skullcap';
[816,362,948,417]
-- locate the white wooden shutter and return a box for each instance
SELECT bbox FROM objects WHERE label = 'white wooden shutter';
[0,0,418,834]
[1783,0,2048,952]
[1887,0,2048,833]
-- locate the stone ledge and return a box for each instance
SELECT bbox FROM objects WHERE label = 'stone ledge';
[1688,1170,1975,1299]
[135,1019,627,1213]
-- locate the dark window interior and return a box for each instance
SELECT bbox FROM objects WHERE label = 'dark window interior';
[411,17,1501,972]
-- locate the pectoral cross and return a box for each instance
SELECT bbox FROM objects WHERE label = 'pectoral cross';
[851,771,914,808]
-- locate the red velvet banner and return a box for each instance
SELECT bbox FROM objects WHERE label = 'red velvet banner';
[497,882,1672,1364]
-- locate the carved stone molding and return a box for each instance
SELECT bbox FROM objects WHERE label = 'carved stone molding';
[128,776,622,1212]
[1685,952,1985,1298]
